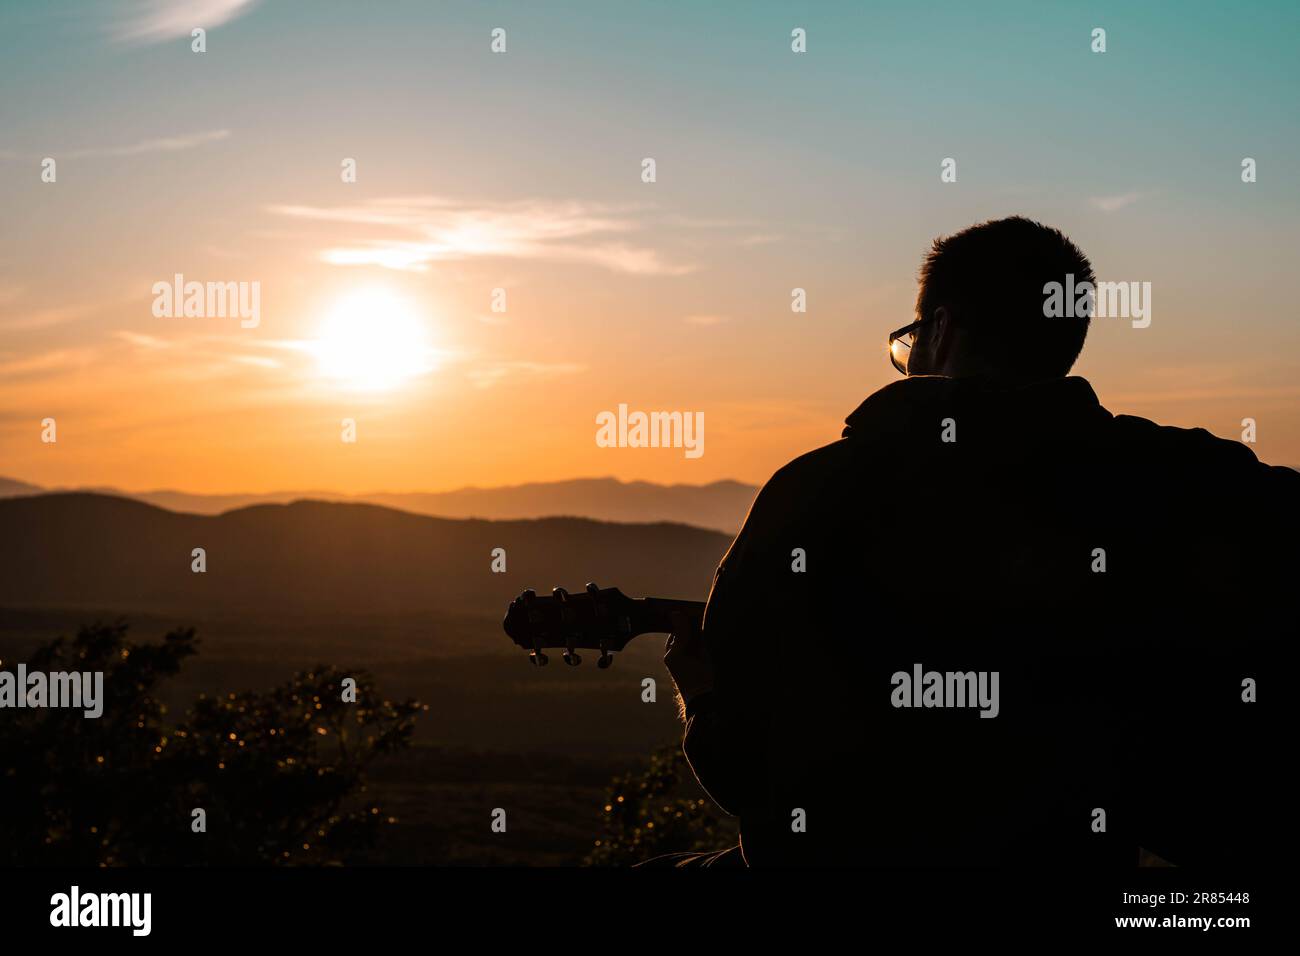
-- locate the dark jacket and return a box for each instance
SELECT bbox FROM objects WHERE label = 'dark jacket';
[684,375,1296,866]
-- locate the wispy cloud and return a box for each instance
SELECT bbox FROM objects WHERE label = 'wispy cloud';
[111,0,261,45]
[268,197,696,276]
[0,303,101,332]
[0,130,231,164]
[110,323,573,397]
[684,314,730,326]
[111,327,467,391]
[114,331,170,350]
[1089,191,1144,213]
[0,347,101,379]
[114,328,282,363]
[466,360,586,389]
[0,287,128,332]
[63,129,231,159]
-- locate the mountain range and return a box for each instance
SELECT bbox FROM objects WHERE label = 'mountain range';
[0,487,739,861]
[0,491,731,623]
[0,475,756,534]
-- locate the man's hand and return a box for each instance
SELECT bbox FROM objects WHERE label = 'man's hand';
[664,610,714,708]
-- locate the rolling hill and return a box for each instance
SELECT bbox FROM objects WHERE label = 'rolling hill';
[0,492,731,621]
[0,476,758,534]
[0,490,737,862]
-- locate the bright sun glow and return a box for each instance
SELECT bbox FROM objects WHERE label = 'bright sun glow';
[310,288,435,391]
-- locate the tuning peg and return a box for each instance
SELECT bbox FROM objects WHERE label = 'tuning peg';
[553,587,569,601]
[563,634,581,666]
[586,582,600,594]
[597,639,613,668]
[521,588,537,603]
[529,649,549,667]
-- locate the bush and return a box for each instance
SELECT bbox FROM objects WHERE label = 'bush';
[584,742,738,866]
[0,621,421,866]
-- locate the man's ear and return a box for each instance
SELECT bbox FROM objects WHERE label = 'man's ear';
[931,306,953,354]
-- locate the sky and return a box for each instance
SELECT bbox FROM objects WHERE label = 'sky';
[2,0,1298,494]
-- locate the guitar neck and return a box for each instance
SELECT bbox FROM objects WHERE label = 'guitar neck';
[635,597,706,634]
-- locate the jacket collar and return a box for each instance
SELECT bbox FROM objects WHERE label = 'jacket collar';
[843,375,1107,439]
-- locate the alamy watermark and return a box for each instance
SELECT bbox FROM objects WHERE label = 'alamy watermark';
[1044,274,1151,328]
[50,886,151,936]
[151,273,260,328]
[596,404,704,459]
[0,663,103,718]
[890,663,1000,718]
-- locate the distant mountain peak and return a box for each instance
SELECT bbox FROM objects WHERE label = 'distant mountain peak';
[0,475,757,533]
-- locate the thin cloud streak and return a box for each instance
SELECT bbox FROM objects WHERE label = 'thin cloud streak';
[269,197,695,276]
[1089,192,1144,213]
[0,348,101,378]
[0,303,101,332]
[63,129,231,159]
[0,131,232,163]
[111,0,261,44]
[466,361,587,389]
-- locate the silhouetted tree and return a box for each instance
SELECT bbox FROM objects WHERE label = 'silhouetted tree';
[0,621,421,865]
[584,742,737,866]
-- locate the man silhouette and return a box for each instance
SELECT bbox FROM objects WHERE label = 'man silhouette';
[660,216,1295,867]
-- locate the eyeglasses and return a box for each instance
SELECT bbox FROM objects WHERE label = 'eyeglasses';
[887,320,923,375]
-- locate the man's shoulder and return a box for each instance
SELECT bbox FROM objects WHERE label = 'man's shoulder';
[1108,413,1296,482]
[737,437,868,534]
[763,436,861,494]
[740,402,1298,532]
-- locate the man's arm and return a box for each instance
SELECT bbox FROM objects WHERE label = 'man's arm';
[1126,448,1298,865]
[665,482,784,819]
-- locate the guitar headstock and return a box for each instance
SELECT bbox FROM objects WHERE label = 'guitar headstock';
[502,583,675,668]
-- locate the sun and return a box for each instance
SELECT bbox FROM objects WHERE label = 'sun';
[310,288,435,391]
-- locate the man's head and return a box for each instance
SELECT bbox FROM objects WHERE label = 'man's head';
[905,216,1094,383]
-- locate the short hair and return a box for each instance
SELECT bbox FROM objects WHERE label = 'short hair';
[916,216,1094,378]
